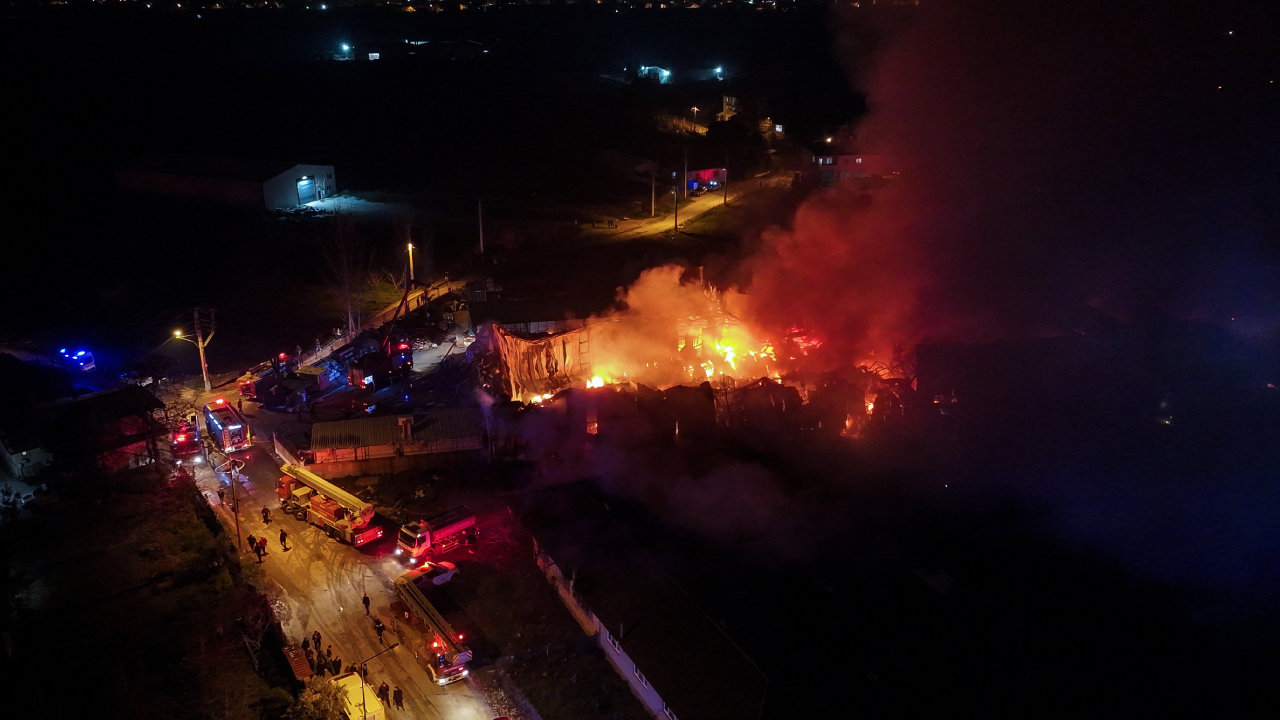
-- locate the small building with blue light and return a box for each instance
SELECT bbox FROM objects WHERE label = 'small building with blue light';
[116,153,336,210]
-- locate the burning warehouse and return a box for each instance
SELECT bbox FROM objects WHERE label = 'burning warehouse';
[472,265,919,441]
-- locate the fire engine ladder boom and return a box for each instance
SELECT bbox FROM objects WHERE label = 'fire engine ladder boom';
[279,464,373,518]
[394,575,468,661]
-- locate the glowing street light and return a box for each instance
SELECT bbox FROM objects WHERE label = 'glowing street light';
[172,307,216,392]
[691,106,700,125]
[407,242,415,282]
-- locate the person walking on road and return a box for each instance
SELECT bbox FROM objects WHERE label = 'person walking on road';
[393,686,404,710]
[362,592,370,615]
[237,398,243,414]
[253,543,264,563]
[246,534,256,554]
[258,536,269,556]
[377,682,391,708]
[331,656,341,676]
[373,618,386,645]
[312,630,321,649]
[261,506,271,524]
[279,528,289,551]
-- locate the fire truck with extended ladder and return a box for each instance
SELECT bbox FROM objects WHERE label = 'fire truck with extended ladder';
[276,464,383,546]
[393,564,473,686]
[394,506,478,564]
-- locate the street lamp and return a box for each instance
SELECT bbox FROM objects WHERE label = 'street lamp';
[691,106,699,125]
[407,243,415,282]
[173,307,216,392]
[356,643,400,719]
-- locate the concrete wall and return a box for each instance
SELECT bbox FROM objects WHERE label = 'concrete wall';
[533,542,677,720]
[262,164,336,209]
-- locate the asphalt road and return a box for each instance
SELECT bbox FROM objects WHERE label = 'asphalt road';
[586,175,789,239]
[193,444,494,720]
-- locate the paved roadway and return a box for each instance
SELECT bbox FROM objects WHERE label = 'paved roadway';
[191,444,494,720]
[584,175,790,239]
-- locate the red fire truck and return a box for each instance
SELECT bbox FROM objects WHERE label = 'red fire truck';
[276,464,383,546]
[395,507,478,564]
[394,564,473,686]
[170,419,202,456]
[202,398,251,452]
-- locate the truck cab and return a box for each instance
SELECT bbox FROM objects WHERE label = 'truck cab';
[170,420,202,456]
[395,507,478,563]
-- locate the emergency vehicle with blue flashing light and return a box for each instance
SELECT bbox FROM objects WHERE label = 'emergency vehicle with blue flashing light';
[202,398,251,453]
[59,348,95,371]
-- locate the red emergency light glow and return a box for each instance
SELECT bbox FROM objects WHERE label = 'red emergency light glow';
[398,343,409,350]
[432,641,439,648]
[457,634,464,640]
[175,434,186,442]
[216,398,225,405]
[279,353,287,359]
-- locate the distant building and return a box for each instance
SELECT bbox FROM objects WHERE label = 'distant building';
[805,147,887,186]
[637,65,672,83]
[717,96,739,122]
[685,167,726,192]
[116,153,336,209]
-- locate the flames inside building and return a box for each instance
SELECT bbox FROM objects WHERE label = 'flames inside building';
[474,266,921,440]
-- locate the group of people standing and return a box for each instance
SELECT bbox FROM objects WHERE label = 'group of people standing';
[302,628,406,711]
[250,506,406,711]
[246,506,289,562]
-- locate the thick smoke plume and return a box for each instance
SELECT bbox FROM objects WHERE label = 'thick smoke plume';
[550,0,1280,589]
[738,0,1280,358]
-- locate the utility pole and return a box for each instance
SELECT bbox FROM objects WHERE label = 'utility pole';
[230,461,241,553]
[651,168,656,218]
[673,185,679,232]
[175,308,217,392]
[477,199,485,255]
[358,643,400,719]
[194,308,214,392]
[724,155,729,206]
[683,146,688,199]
